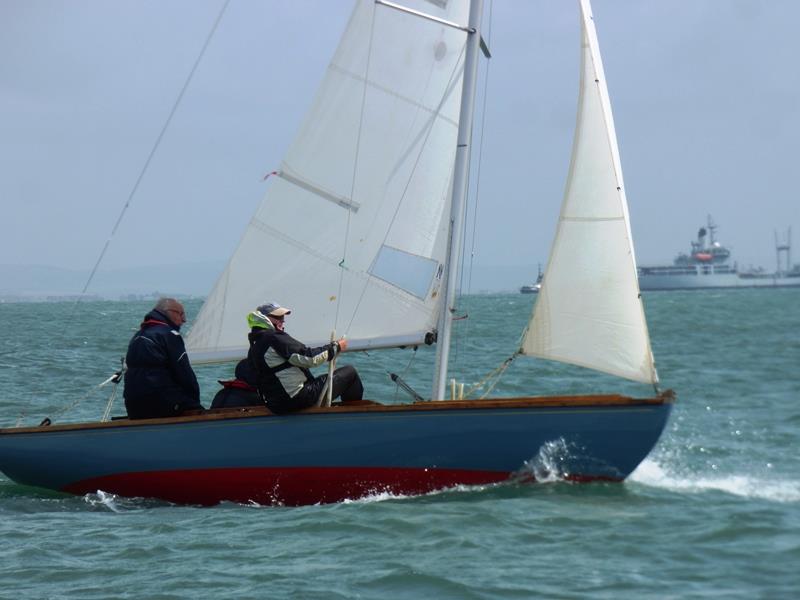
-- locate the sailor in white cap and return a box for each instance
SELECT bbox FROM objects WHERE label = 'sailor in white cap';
[245,302,363,414]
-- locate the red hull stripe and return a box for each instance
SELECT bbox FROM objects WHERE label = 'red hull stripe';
[62,466,513,506]
[61,467,623,506]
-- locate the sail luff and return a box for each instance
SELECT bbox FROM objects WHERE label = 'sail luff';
[520,0,658,386]
[432,0,485,401]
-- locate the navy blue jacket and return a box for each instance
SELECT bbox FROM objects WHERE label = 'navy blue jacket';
[123,309,201,419]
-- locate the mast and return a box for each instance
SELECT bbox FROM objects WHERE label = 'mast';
[776,227,791,275]
[432,0,484,400]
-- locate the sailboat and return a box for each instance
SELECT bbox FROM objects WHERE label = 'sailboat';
[0,0,672,506]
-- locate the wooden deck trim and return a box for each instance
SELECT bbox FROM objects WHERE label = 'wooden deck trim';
[0,390,674,435]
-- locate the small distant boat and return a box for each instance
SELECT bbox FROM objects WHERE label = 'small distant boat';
[520,265,543,294]
[638,217,800,291]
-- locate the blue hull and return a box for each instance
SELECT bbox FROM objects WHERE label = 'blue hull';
[0,395,672,505]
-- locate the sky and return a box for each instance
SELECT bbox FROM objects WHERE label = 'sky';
[2,0,799,293]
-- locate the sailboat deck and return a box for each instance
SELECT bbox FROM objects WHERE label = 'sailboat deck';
[0,391,674,435]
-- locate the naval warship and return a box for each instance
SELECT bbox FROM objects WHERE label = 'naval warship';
[638,217,800,291]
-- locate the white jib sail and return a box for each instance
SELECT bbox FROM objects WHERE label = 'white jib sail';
[521,0,659,385]
[188,0,470,363]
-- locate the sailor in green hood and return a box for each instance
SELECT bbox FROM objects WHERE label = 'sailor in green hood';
[246,302,363,414]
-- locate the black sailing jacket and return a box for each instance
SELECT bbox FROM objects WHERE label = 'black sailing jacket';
[247,322,339,415]
[123,309,201,419]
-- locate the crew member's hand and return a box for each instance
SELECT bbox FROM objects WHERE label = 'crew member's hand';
[337,338,348,352]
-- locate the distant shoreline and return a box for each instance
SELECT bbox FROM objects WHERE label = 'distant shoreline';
[0,293,206,304]
[0,262,539,298]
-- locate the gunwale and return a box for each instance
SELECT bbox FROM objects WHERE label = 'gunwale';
[0,390,674,435]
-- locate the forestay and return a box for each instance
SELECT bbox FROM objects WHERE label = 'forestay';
[188,0,470,363]
[521,0,658,385]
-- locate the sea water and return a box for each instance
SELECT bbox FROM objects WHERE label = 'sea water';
[0,289,798,599]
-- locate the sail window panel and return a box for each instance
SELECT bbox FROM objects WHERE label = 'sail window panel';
[369,245,439,299]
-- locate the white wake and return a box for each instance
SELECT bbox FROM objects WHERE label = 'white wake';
[630,458,800,503]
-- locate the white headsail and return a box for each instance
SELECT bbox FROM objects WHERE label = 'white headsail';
[188,0,470,363]
[521,0,658,385]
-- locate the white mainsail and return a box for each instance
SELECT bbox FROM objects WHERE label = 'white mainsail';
[188,0,470,363]
[521,0,659,385]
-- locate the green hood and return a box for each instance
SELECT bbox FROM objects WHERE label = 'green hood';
[247,310,275,331]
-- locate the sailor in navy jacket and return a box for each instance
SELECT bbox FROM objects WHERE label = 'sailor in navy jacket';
[123,298,202,419]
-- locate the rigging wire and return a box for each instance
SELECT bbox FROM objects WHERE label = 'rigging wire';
[40,2,230,426]
[461,322,524,400]
[17,367,125,428]
[100,358,127,422]
[76,0,231,302]
[389,346,419,403]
